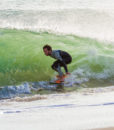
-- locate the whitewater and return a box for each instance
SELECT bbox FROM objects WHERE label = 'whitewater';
[0,0,114,41]
[0,0,114,129]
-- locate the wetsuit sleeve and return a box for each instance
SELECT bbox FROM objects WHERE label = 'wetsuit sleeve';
[55,51,68,73]
[54,51,63,61]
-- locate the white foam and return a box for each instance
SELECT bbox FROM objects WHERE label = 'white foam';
[0,0,114,42]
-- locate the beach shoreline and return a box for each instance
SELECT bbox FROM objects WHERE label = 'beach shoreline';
[1,86,114,130]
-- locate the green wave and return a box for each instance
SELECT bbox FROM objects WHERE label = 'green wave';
[0,28,114,86]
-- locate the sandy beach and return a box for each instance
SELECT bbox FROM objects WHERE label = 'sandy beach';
[1,86,114,130]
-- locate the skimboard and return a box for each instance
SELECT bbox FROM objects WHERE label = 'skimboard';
[49,74,70,85]
[49,79,68,85]
[49,81,64,84]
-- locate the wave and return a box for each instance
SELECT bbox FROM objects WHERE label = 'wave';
[0,28,114,86]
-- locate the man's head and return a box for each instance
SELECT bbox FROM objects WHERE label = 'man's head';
[43,45,52,56]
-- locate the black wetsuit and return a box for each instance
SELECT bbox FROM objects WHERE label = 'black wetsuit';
[50,50,72,76]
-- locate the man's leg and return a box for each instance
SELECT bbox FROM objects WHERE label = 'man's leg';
[60,56,72,74]
[51,60,63,77]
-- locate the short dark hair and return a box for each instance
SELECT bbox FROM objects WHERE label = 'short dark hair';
[43,45,52,51]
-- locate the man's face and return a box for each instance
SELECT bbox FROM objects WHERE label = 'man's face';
[43,48,51,56]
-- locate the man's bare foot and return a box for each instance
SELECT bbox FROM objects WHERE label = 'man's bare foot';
[56,74,66,78]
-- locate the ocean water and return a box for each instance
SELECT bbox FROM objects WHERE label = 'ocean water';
[0,0,114,94]
[0,0,114,88]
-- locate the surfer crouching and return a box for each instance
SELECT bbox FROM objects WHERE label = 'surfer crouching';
[43,45,72,83]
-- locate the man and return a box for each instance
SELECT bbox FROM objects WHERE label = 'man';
[43,45,72,83]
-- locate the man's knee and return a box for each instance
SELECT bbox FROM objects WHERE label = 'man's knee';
[51,60,60,70]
